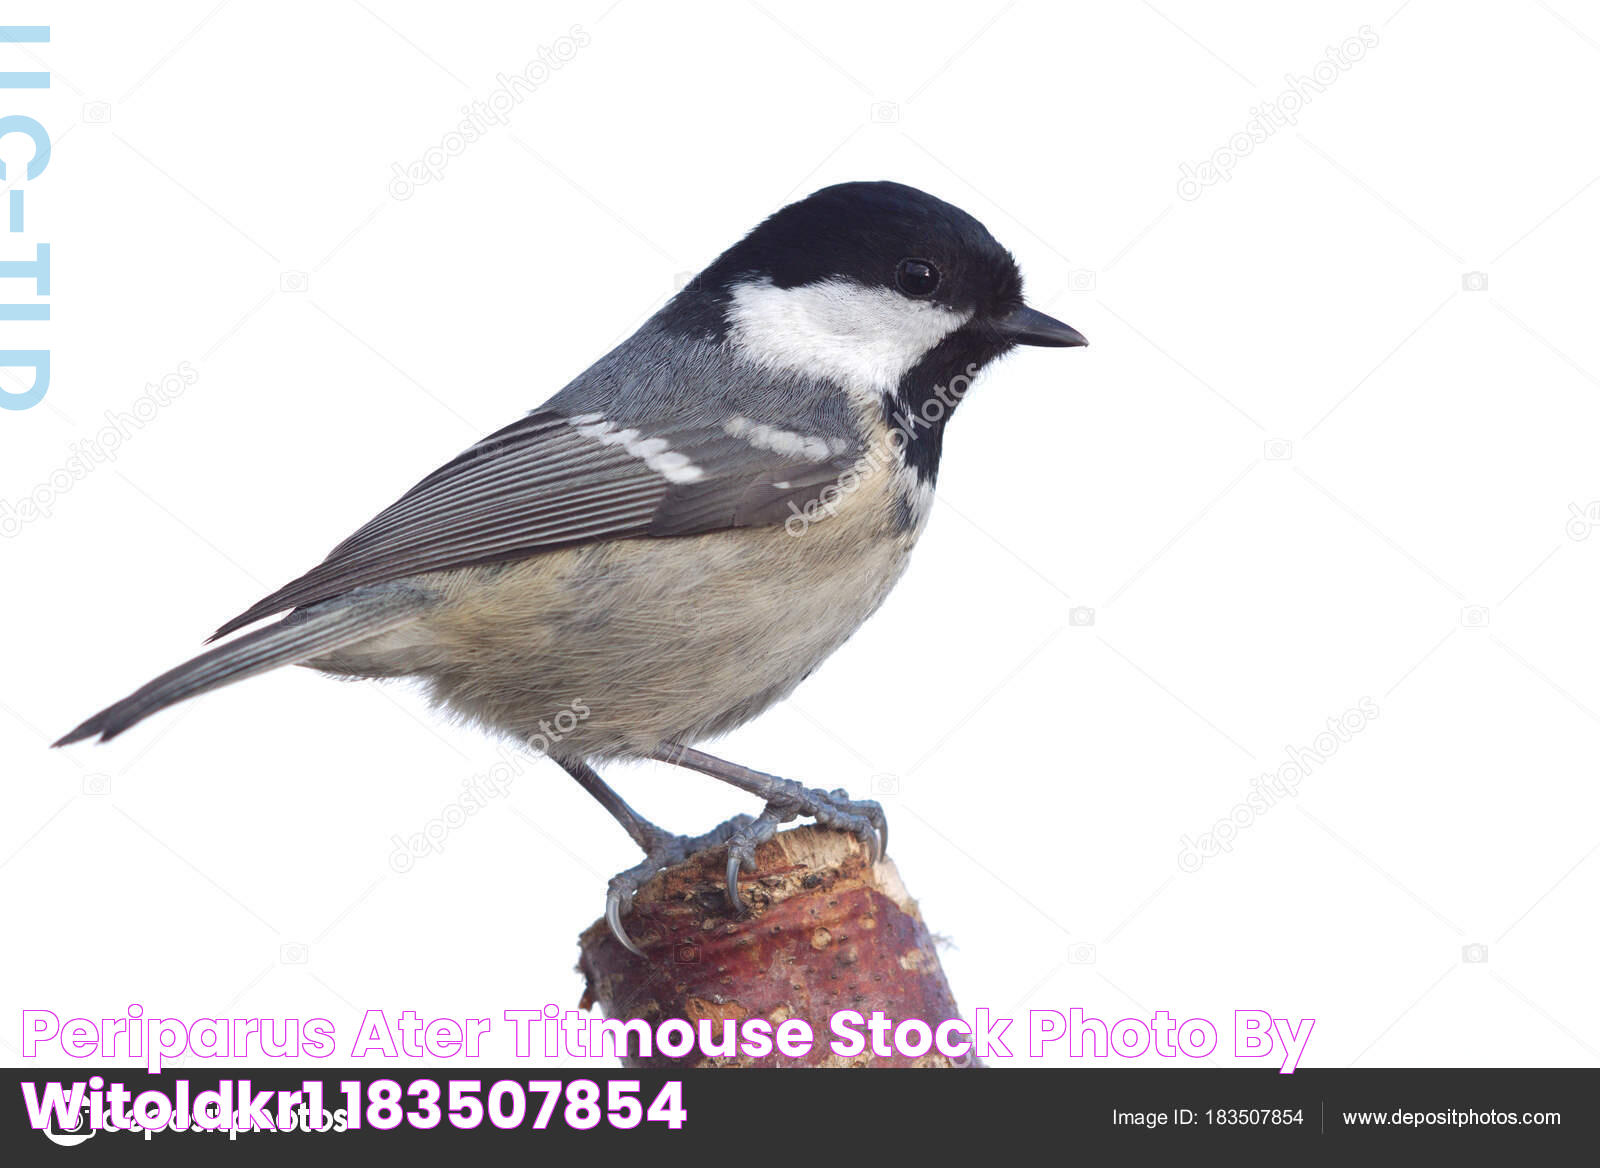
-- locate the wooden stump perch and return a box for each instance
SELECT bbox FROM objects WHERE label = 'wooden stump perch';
[578,824,968,1067]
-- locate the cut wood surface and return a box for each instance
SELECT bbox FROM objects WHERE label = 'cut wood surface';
[578,824,969,1067]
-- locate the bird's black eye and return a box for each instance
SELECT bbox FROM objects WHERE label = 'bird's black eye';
[895,258,940,298]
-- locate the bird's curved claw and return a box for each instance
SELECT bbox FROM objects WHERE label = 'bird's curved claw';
[606,885,644,958]
[725,850,747,914]
[602,814,755,955]
[823,786,886,862]
[718,785,889,910]
[721,802,791,910]
[807,786,886,865]
[599,788,888,949]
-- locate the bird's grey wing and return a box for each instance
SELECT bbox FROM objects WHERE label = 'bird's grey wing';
[210,409,860,639]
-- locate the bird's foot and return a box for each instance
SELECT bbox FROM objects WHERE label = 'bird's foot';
[605,814,752,957]
[722,783,887,911]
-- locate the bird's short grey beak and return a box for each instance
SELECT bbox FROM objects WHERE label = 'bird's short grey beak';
[996,305,1088,348]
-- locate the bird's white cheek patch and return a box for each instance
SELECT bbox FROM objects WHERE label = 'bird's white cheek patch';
[724,277,971,405]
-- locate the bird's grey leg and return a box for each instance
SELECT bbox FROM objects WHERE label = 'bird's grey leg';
[650,742,887,911]
[556,758,751,956]
[559,757,667,854]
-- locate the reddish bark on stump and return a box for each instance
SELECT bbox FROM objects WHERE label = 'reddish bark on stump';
[578,824,967,1067]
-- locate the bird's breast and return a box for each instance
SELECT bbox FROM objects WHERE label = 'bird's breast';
[350,443,931,757]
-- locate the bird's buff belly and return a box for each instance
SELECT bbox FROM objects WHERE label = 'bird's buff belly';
[312,494,921,761]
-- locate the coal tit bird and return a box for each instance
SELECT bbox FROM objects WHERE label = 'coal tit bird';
[56,180,1086,954]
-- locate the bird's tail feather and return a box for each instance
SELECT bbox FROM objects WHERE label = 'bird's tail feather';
[53,588,431,746]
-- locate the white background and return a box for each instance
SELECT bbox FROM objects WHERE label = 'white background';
[3,0,1599,1072]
